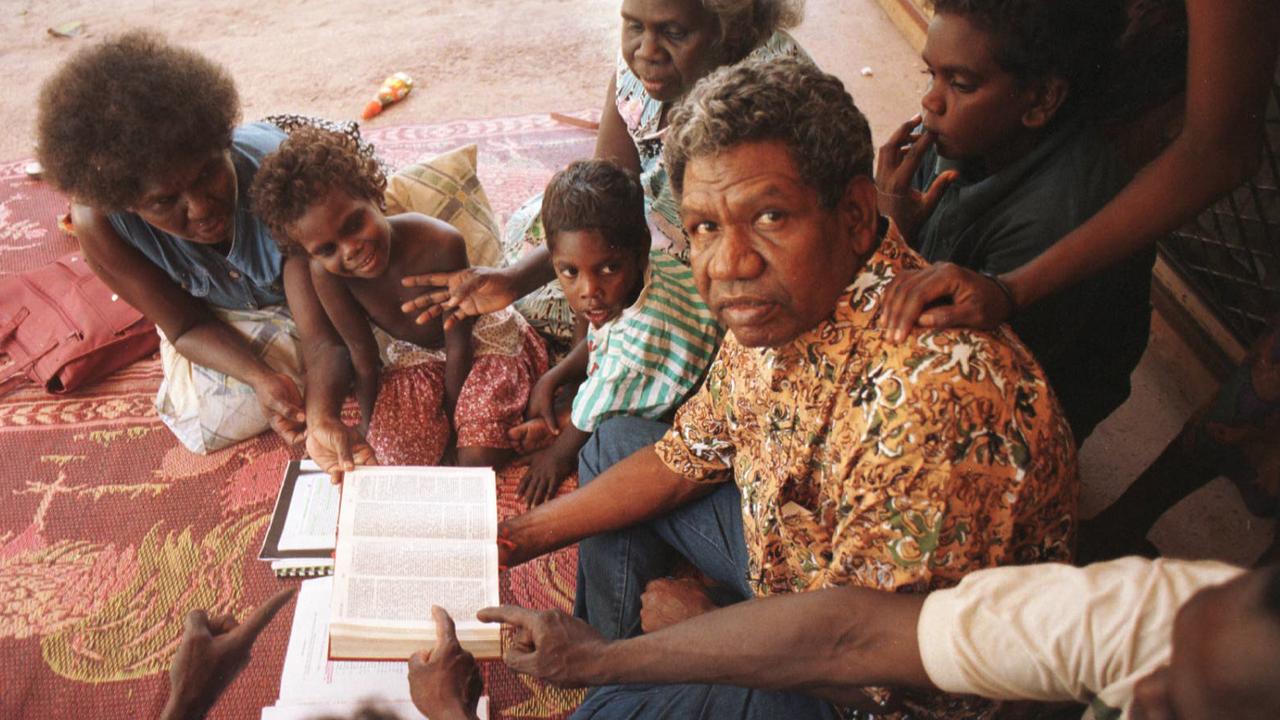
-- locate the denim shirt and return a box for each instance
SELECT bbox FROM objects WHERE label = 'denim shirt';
[107,122,288,310]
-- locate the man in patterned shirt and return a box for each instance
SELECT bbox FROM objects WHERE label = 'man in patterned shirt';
[497,58,1078,719]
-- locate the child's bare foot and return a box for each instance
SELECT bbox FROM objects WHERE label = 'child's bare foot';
[639,577,717,634]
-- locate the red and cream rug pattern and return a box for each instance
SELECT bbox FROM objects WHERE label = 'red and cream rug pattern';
[0,113,598,720]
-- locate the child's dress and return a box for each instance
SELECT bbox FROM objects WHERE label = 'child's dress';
[366,307,548,465]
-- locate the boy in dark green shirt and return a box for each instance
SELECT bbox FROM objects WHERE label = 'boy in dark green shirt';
[879,0,1153,443]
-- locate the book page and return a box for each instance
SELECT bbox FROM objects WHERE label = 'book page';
[345,466,498,541]
[331,467,499,642]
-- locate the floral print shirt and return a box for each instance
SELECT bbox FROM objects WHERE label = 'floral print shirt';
[654,225,1079,600]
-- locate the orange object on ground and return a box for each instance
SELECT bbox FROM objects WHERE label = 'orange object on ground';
[361,71,414,119]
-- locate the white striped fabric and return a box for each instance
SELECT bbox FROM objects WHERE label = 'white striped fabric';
[571,253,722,432]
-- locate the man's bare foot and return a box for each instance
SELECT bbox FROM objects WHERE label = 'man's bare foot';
[639,577,717,633]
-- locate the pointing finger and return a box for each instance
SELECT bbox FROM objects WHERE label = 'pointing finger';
[476,605,535,628]
[184,608,212,636]
[231,587,296,642]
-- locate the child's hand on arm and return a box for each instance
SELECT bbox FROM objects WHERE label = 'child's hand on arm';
[527,338,591,429]
[518,423,590,508]
[509,404,573,455]
[526,371,565,435]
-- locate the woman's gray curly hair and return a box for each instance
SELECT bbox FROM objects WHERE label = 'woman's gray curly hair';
[702,0,805,62]
[664,56,873,209]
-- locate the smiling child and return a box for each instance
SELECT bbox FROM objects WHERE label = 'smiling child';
[511,159,721,506]
[251,128,547,467]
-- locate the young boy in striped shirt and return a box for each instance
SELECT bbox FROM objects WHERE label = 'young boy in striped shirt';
[510,159,722,506]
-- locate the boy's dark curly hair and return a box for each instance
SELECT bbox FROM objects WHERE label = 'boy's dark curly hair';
[250,126,388,250]
[928,0,1126,120]
[36,30,240,211]
[542,159,651,258]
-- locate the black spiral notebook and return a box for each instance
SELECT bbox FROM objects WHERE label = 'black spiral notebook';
[259,460,340,577]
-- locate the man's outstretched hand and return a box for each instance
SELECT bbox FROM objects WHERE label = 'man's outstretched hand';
[408,606,484,720]
[477,605,608,687]
[160,587,295,720]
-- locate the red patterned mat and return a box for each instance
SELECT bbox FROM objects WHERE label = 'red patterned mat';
[0,113,598,720]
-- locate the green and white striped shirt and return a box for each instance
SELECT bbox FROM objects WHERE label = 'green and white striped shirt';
[571,253,722,432]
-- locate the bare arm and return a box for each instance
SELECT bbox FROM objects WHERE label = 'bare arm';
[309,264,381,432]
[73,204,306,437]
[438,232,475,415]
[283,253,353,424]
[74,204,275,385]
[882,0,1280,337]
[480,585,931,706]
[1003,0,1279,308]
[500,446,713,567]
[594,73,643,174]
[531,338,590,426]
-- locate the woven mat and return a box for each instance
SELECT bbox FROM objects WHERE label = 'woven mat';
[0,113,598,720]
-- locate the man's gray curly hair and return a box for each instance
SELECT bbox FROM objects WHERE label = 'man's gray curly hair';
[702,0,804,61]
[664,56,874,209]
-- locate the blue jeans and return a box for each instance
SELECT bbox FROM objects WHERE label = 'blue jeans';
[570,416,839,720]
[573,683,843,720]
[573,416,752,640]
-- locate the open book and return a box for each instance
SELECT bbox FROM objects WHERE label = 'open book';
[329,466,502,660]
[263,576,489,720]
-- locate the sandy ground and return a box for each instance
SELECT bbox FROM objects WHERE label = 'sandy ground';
[1,0,1267,562]
[0,0,923,162]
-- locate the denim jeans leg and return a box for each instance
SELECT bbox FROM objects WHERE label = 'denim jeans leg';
[571,683,842,720]
[574,415,756,638]
[574,416,675,640]
[649,480,753,603]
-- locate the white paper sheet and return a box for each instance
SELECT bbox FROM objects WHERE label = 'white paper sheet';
[261,698,488,720]
[278,462,342,552]
[278,577,412,703]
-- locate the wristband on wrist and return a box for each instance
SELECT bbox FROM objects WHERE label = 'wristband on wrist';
[980,271,1017,319]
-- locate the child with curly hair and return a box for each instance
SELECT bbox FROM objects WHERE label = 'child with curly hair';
[34,31,323,455]
[252,128,547,467]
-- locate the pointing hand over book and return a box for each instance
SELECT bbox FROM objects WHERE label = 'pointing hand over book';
[408,606,485,720]
[160,587,296,720]
[476,605,609,688]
